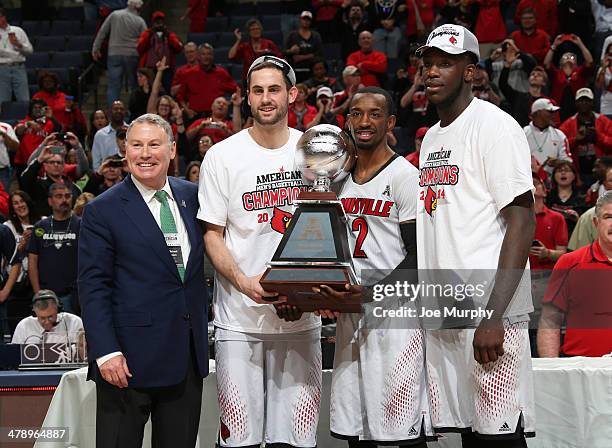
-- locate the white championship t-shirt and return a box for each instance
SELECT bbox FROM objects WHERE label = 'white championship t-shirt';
[338,155,419,284]
[198,128,321,334]
[416,98,535,321]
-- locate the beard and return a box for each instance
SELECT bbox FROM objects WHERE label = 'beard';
[252,101,288,126]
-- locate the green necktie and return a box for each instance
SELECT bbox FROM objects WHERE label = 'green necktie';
[154,190,185,281]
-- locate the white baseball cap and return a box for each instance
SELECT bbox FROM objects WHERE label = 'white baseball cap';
[416,24,480,60]
[316,86,333,98]
[575,87,594,101]
[531,98,560,113]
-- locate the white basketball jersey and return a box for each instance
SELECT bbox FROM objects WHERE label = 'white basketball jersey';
[338,155,419,284]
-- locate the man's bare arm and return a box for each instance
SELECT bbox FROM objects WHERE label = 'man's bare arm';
[473,191,535,364]
[537,303,564,357]
[203,222,283,304]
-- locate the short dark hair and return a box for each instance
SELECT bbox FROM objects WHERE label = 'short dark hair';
[349,0,364,10]
[137,67,154,85]
[310,58,327,71]
[48,183,70,198]
[29,99,47,116]
[521,7,536,16]
[37,70,60,89]
[350,86,395,117]
[0,7,6,18]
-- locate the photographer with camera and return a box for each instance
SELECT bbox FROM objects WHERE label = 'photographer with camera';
[560,88,612,187]
[19,133,82,217]
[27,132,89,182]
[83,154,124,196]
[136,11,183,94]
[305,86,345,129]
[14,99,61,177]
[544,34,594,121]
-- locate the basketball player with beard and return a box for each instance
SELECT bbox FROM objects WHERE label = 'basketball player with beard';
[417,25,536,447]
[199,56,322,448]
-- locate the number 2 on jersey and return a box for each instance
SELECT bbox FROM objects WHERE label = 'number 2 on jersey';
[352,217,368,258]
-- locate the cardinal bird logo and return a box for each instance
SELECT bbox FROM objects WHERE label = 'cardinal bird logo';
[449,36,457,45]
[220,419,230,442]
[271,207,293,234]
[424,186,438,216]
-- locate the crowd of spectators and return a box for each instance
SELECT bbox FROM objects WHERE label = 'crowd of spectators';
[0,0,609,357]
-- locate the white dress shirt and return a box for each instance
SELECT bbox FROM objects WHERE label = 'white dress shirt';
[97,176,191,367]
[0,25,33,64]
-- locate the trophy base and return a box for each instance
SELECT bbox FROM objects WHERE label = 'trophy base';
[260,266,362,313]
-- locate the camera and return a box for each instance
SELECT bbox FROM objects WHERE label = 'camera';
[108,160,124,168]
[56,132,68,142]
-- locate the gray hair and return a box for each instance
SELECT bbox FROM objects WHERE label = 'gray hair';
[127,113,175,145]
[33,298,58,311]
[595,190,612,218]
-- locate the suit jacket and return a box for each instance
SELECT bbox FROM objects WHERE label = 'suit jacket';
[78,175,209,388]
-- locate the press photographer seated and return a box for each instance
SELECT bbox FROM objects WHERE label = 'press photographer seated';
[11,289,83,345]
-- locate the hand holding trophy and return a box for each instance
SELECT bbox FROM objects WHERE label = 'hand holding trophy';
[259,124,361,312]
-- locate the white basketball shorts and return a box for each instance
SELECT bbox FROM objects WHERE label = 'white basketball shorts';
[215,328,322,447]
[426,320,535,439]
[330,313,433,444]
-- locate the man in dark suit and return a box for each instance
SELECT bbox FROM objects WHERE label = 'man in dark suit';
[78,113,209,448]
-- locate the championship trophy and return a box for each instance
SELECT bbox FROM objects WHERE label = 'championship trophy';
[260,124,361,312]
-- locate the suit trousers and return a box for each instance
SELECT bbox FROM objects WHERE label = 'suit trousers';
[95,335,203,448]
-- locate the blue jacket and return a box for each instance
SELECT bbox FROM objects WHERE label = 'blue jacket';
[78,175,209,388]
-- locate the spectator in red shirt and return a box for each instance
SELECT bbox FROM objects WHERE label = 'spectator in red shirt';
[473,0,507,56]
[186,96,240,146]
[136,11,183,93]
[514,0,558,38]
[544,34,594,121]
[511,8,551,64]
[171,42,199,96]
[403,0,446,41]
[538,190,612,357]
[346,31,387,87]
[332,65,363,116]
[288,83,318,131]
[32,71,87,140]
[530,174,569,272]
[559,88,612,184]
[405,126,428,168]
[313,0,343,42]
[180,0,208,33]
[176,43,237,120]
[228,18,282,81]
[13,100,61,175]
[585,157,612,207]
